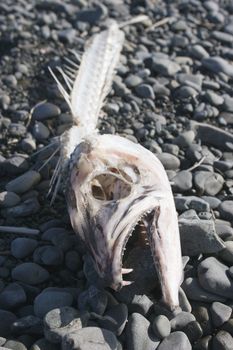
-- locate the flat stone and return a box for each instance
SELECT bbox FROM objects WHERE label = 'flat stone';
[135,84,155,99]
[152,315,171,339]
[157,153,180,170]
[204,91,224,106]
[12,262,49,285]
[194,171,224,195]
[0,283,26,310]
[32,102,60,121]
[210,302,232,328]
[128,294,153,316]
[171,171,193,192]
[219,201,233,221]
[4,156,29,175]
[4,340,27,350]
[11,238,38,259]
[34,290,73,318]
[0,309,17,337]
[126,313,160,350]
[198,257,233,299]
[170,312,196,331]
[0,191,20,208]
[202,56,233,78]
[152,58,181,76]
[212,330,233,350]
[179,218,224,256]
[2,197,40,218]
[62,327,119,350]
[158,331,192,350]
[6,170,41,194]
[202,196,221,209]
[175,196,210,212]
[182,277,226,303]
[44,307,89,343]
[177,74,203,91]
[188,45,209,60]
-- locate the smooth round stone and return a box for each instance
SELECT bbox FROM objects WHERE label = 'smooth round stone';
[202,57,233,78]
[157,153,180,170]
[158,331,192,350]
[202,196,221,209]
[222,318,233,336]
[219,241,233,265]
[204,91,224,106]
[78,285,108,316]
[176,86,198,99]
[175,196,210,212]
[0,191,20,208]
[210,302,232,328]
[194,171,224,196]
[0,309,17,337]
[4,155,29,175]
[4,340,27,350]
[33,122,50,140]
[223,95,233,113]
[172,170,192,192]
[174,130,195,148]
[212,330,233,350]
[33,246,63,266]
[189,45,209,60]
[197,257,233,299]
[58,28,76,44]
[135,84,155,99]
[182,277,226,303]
[178,288,192,312]
[152,58,181,76]
[32,102,60,121]
[11,315,43,335]
[126,313,160,350]
[219,201,233,221]
[129,294,153,316]
[12,262,50,285]
[44,307,89,343]
[182,321,203,343]
[11,238,38,259]
[193,335,212,350]
[170,312,196,331]
[0,283,26,310]
[20,137,36,152]
[125,75,142,88]
[97,303,128,336]
[6,170,41,194]
[30,338,58,350]
[62,327,119,350]
[3,197,40,218]
[34,291,73,318]
[152,315,171,339]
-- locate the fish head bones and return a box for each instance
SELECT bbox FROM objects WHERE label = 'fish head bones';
[66,133,183,310]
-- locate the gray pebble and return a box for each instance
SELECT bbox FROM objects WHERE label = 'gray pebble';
[219,241,233,265]
[178,287,192,312]
[6,170,41,194]
[126,313,160,350]
[152,58,181,76]
[32,102,60,121]
[11,315,43,336]
[34,290,73,318]
[135,84,155,99]
[174,130,195,148]
[210,302,232,328]
[129,294,153,316]
[65,250,82,271]
[12,262,49,285]
[62,327,119,350]
[219,201,233,221]
[20,137,36,153]
[0,283,26,310]
[4,156,29,175]
[212,330,233,350]
[8,123,26,137]
[202,56,233,78]
[33,246,63,266]
[4,340,27,350]
[223,95,233,113]
[182,321,203,343]
[11,238,38,259]
[176,86,198,99]
[172,171,193,192]
[194,171,224,196]
[205,91,224,106]
[30,338,58,350]
[44,307,89,343]
[170,311,196,331]
[98,303,128,336]
[158,331,192,350]
[157,153,180,170]
[0,191,20,208]
[222,318,233,336]
[193,335,212,350]
[212,31,233,44]
[0,309,17,337]
[188,45,209,60]
[125,75,142,88]
[175,196,210,212]
[33,121,50,140]
[2,197,40,217]
[198,257,233,299]
[58,28,76,44]
[179,218,224,256]
[78,285,108,316]
[182,277,226,303]
[202,196,221,209]
[152,315,171,339]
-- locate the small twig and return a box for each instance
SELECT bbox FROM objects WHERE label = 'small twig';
[0,226,40,236]
[186,156,206,172]
[25,100,47,128]
[119,15,150,28]
[146,17,173,32]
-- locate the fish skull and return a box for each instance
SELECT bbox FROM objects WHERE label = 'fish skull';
[65,133,183,310]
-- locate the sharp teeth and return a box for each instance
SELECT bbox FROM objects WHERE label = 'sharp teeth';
[122,268,133,274]
[122,280,134,286]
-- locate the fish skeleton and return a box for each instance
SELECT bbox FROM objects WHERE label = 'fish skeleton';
[50,22,183,310]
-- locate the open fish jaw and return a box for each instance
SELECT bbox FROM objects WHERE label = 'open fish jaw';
[66,134,183,309]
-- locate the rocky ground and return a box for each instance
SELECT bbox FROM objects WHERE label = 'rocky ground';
[1,0,233,349]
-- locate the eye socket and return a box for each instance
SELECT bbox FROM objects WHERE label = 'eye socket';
[91,171,132,201]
